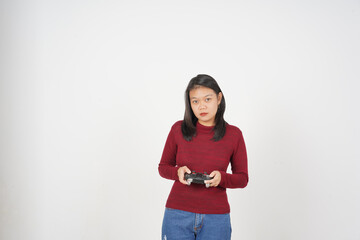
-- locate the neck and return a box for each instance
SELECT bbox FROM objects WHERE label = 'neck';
[197,120,215,127]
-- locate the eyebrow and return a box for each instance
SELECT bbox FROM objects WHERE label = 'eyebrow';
[191,94,214,99]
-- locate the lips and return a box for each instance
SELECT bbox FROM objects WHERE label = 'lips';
[200,113,208,116]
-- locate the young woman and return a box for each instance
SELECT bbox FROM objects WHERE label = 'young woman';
[158,74,248,240]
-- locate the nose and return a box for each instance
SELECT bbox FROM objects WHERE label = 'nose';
[199,101,206,110]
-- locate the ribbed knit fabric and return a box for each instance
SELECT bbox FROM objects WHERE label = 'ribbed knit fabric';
[158,120,248,214]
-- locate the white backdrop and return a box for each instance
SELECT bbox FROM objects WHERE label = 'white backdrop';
[1,0,359,239]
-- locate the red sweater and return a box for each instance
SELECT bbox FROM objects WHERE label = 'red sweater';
[158,120,248,214]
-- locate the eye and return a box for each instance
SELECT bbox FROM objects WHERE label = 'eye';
[205,98,211,102]
[192,100,198,104]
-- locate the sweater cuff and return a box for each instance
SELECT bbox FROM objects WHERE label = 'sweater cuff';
[218,170,227,188]
[172,166,180,181]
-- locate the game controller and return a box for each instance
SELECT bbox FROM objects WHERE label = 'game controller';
[184,171,214,188]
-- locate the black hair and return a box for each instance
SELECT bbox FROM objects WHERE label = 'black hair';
[181,74,227,141]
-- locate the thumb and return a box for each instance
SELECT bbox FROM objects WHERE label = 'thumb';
[184,166,191,174]
[209,171,217,177]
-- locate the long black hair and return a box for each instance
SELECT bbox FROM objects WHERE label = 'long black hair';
[181,74,227,142]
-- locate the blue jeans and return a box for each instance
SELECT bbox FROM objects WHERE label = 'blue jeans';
[161,208,232,240]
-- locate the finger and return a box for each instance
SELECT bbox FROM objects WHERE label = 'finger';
[179,179,188,185]
[184,166,191,174]
[210,170,220,178]
[179,173,188,185]
[205,179,214,185]
[179,168,190,185]
[209,181,218,187]
[206,179,219,187]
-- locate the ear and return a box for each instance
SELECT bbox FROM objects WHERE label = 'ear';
[217,92,223,105]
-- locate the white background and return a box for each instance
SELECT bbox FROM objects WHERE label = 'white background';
[1,0,359,239]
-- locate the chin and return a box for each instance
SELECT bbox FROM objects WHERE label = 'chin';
[200,118,211,123]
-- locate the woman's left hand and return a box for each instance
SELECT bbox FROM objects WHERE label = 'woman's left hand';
[205,171,221,187]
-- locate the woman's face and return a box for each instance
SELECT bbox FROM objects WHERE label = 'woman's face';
[189,86,222,127]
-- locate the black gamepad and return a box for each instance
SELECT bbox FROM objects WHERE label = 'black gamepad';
[184,171,214,188]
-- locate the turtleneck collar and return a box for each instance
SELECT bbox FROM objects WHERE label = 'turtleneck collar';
[196,121,214,134]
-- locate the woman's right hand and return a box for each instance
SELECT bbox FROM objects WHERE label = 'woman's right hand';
[177,166,191,185]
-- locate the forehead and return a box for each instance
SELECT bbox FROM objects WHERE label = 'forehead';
[189,86,216,98]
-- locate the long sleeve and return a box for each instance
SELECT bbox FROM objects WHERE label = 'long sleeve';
[218,129,249,188]
[158,124,179,181]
